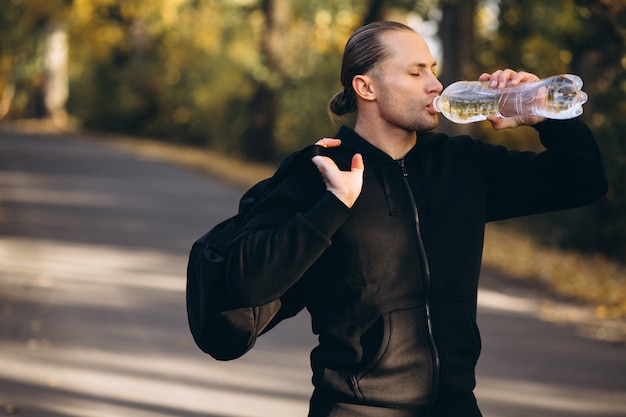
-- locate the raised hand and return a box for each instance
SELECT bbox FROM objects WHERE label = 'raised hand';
[312,138,364,208]
[479,69,546,129]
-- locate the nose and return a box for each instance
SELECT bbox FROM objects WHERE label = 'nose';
[431,75,443,94]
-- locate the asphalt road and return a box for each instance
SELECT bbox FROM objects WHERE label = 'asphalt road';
[0,130,625,417]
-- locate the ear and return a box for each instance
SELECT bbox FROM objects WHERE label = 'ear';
[352,74,376,102]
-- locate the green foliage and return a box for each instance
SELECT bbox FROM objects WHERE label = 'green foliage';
[60,0,366,159]
[478,0,578,75]
[1,0,625,260]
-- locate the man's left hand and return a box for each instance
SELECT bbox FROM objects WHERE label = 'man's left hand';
[479,69,546,129]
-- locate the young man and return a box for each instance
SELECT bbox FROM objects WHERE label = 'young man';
[224,21,607,416]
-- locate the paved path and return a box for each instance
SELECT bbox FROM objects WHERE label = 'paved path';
[0,130,624,417]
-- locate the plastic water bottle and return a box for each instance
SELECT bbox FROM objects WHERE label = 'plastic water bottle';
[432,74,588,124]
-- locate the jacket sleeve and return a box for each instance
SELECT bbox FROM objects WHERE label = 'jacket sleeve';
[485,117,608,222]
[224,162,351,307]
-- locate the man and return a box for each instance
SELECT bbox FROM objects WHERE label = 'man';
[223,21,607,416]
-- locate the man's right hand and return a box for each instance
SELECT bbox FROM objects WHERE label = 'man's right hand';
[312,138,364,208]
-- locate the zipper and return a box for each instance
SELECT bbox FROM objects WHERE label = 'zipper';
[398,159,441,404]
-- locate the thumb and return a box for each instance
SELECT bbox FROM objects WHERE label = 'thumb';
[351,153,364,172]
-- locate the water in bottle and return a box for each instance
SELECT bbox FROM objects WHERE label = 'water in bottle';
[432,74,588,124]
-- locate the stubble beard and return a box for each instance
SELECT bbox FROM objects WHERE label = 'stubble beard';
[416,112,439,132]
[403,109,439,133]
[379,93,439,133]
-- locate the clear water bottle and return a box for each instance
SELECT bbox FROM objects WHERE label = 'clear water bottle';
[432,74,588,124]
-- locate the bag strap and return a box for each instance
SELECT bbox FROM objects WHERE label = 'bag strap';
[272,144,326,181]
[237,144,327,213]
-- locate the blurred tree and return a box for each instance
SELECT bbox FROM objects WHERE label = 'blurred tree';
[42,20,69,125]
[478,0,625,259]
[566,0,625,258]
[69,0,167,134]
[438,0,478,135]
[2,0,624,260]
[439,0,477,84]
[0,0,72,122]
[363,0,386,23]
[241,0,289,161]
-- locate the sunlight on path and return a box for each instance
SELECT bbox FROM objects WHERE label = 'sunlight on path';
[1,236,625,417]
[0,237,312,417]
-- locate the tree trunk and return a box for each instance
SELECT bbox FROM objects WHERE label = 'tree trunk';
[241,0,289,161]
[363,0,386,24]
[438,0,477,136]
[43,20,69,127]
[242,84,279,161]
[561,0,623,253]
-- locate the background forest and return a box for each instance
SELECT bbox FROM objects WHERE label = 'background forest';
[1,0,625,266]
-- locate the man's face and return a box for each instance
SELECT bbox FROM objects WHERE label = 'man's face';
[370,30,443,132]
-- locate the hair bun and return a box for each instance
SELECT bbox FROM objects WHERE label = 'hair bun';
[329,90,356,116]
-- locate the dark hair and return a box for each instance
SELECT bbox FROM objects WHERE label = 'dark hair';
[329,21,415,116]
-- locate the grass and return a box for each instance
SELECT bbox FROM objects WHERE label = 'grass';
[483,225,626,319]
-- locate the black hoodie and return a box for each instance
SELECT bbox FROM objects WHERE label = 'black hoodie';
[225,118,607,416]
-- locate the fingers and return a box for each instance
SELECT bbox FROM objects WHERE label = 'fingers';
[311,154,364,174]
[315,138,341,148]
[311,155,333,175]
[312,139,363,172]
[486,115,514,130]
[480,69,540,88]
[311,153,364,208]
[480,69,544,129]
